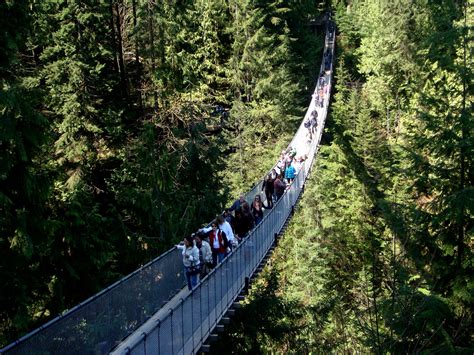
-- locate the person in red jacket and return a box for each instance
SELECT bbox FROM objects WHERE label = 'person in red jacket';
[208,221,228,266]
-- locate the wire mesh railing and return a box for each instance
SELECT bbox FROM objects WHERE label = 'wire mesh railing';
[1,18,335,355]
[110,21,335,355]
[0,247,185,355]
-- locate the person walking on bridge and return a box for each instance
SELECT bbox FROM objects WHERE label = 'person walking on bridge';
[216,215,236,249]
[208,221,229,266]
[319,73,326,87]
[262,172,275,209]
[229,193,247,212]
[194,233,213,278]
[304,118,313,141]
[285,162,296,184]
[310,110,318,135]
[241,202,255,231]
[234,207,253,240]
[223,208,234,226]
[251,195,264,225]
[274,174,286,201]
[177,235,201,290]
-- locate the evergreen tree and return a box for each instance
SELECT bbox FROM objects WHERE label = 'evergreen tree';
[0,1,50,344]
[224,0,306,195]
[213,1,473,352]
[403,2,473,349]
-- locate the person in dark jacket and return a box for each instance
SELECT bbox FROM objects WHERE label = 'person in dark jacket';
[229,194,247,212]
[261,173,275,209]
[324,49,332,73]
[319,74,326,87]
[223,208,234,227]
[310,110,318,135]
[251,195,264,225]
[274,174,286,201]
[234,207,254,240]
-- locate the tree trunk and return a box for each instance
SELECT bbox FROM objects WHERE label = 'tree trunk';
[132,0,143,114]
[457,0,468,268]
[114,0,128,98]
[147,0,158,112]
[109,0,120,77]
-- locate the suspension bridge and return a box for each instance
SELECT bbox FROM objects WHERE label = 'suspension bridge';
[1,19,336,355]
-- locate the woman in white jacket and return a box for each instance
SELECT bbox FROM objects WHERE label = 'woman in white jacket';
[177,235,201,290]
[194,233,213,277]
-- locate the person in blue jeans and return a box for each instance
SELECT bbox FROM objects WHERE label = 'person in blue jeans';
[208,222,229,265]
[177,235,200,290]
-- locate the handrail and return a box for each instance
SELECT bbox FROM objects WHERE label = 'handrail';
[0,245,183,355]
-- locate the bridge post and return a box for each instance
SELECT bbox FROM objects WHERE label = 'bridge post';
[244,277,250,295]
[156,320,161,353]
[274,233,278,246]
[170,308,174,354]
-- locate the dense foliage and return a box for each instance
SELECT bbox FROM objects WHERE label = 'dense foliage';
[212,0,472,353]
[0,0,324,347]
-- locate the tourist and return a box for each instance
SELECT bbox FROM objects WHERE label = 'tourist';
[223,208,234,226]
[234,207,253,240]
[229,193,247,212]
[285,162,296,184]
[304,118,313,140]
[241,202,255,229]
[177,235,201,290]
[274,174,286,201]
[261,173,275,209]
[251,195,264,225]
[310,110,318,135]
[194,233,213,278]
[208,221,228,266]
[293,157,303,175]
[216,215,236,249]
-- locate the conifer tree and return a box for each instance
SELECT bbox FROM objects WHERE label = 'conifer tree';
[403,0,473,340]
[0,1,50,344]
[224,0,303,194]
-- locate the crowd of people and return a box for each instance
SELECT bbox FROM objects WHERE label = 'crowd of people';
[175,145,315,289]
[177,41,333,291]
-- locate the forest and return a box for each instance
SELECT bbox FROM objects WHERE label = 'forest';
[0,0,322,347]
[0,0,472,352]
[211,0,473,353]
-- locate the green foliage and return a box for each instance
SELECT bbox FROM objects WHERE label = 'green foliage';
[1,0,323,347]
[211,265,310,354]
[223,0,323,197]
[0,1,52,344]
[213,0,473,353]
[1,0,471,351]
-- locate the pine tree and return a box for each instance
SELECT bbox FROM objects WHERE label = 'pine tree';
[224,0,305,195]
[0,1,51,344]
[403,2,473,349]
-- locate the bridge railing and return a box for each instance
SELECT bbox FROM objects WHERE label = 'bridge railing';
[112,154,307,355]
[0,246,185,355]
[111,23,335,355]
